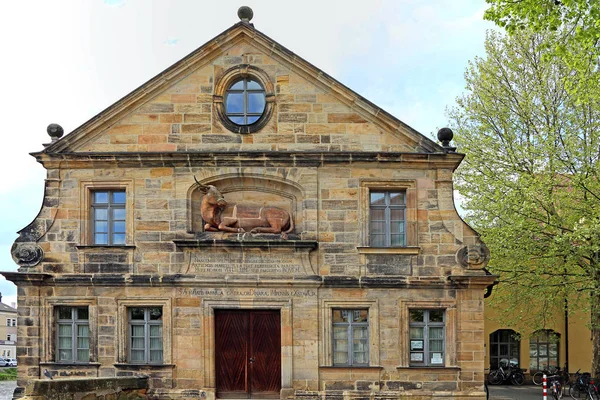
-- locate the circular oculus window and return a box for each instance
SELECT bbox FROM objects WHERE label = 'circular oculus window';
[224,78,266,126]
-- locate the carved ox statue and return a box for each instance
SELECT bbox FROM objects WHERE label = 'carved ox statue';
[195,177,294,239]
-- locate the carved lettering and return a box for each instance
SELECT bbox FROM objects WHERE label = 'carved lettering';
[190,252,306,274]
[176,288,316,297]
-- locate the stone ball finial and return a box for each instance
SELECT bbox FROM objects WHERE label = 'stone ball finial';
[238,6,254,23]
[437,127,456,152]
[47,123,64,142]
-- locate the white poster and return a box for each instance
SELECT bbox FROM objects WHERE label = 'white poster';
[431,353,443,364]
[410,353,423,362]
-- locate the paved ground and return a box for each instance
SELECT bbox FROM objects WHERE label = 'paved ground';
[0,381,16,400]
[489,384,546,400]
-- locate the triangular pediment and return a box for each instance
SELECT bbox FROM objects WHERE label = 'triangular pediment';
[41,22,443,155]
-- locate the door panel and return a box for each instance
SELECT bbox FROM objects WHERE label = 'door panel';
[216,311,248,397]
[250,311,281,396]
[215,310,281,399]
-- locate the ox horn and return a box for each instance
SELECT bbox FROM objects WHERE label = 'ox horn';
[194,175,210,192]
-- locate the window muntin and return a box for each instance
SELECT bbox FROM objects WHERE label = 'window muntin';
[409,309,445,366]
[92,190,126,245]
[56,307,90,363]
[332,309,369,366]
[128,307,163,364]
[489,329,520,370]
[224,78,266,126]
[529,330,559,372]
[369,191,406,247]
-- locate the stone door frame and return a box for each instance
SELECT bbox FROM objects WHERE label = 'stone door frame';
[202,298,293,396]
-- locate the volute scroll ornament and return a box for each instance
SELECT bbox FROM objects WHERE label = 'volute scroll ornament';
[456,243,490,269]
[11,242,44,267]
[195,176,295,239]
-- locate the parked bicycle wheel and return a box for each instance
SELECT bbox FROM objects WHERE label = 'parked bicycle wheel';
[533,371,545,386]
[569,385,585,399]
[511,371,525,385]
[488,370,503,385]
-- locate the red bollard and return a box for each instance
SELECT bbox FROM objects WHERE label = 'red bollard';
[543,374,547,400]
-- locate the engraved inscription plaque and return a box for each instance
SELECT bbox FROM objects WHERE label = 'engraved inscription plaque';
[189,249,314,275]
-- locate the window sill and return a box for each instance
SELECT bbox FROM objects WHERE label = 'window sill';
[396,366,460,371]
[40,362,101,368]
[76,245,136,250]
[357,247,420,255]
[320,365,383,370]
[114,363,175,369]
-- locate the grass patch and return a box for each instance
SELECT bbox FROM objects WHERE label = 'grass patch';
[0,368,17,381]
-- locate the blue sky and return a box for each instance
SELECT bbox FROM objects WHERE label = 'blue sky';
[0,0,496,304]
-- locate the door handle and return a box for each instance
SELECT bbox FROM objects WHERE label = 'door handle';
[249,357,255,363]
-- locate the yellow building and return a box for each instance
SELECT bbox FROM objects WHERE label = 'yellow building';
[484,293,592,376]
[0,298,17,359]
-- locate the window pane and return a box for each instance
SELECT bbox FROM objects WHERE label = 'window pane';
[112,234,126,245]
[149,308,163,320]
[429,327,444,339]
[332,310,345,323]
[390,209,405,221]
[410,327,424,339]
[539,344,547,356]
[353,310,368,322]
[113,208,126,220]
[150,325,162,337]
[131,325,145,337]
[59,349,73,361]
[226,93,244,113]
[409,310,424,322]
[77,308,89,320]
[130,308,144,320]
[370,193,385,205]
[95,234,108,245]
[131,350,145,362]
[246,80,262,90]
[389,192,405,205]
[94,192,109,203]
[248,93,265,113]
[247,115,260,124]
[353,326,368,339]
[370,234,385,247]
[429,310,444,323]
[334,351,348,365]
[58,307,72,320]
[77,349,89,362]
[150,337,162,350]
[113,222,126,233]
[230,80,244,90]
[150,350,163,362]
[333,326,348,341]
[370,209,385,221]
[77,324,89,338]
[391,234,405,246]
[229,116,245,125]
[112,191,126,204]
[59,324,73,337]
[95,221,108,234]
[370,221,385,235]
[95,209,108,221]
[390,221,405,234]
[430,339,444,352]
[132,337,145,350]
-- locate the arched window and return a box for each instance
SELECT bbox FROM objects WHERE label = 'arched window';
[489,329,520,369]
[529,330,560,372]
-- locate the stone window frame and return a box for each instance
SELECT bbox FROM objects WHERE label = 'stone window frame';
[79,180,135,246]
[398,300,456,368]
[321,299,380,367]
[213,64,276,134]
[116,298,172,365]
[357,180,418,254]
[42,297,98,364]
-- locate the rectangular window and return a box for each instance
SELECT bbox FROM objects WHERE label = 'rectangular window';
[409,309,445,366]
[92,190,126,245]
[128,307,163,364]
[56,307,90,363]
[5,319,9,327]
[6,335,10,341]
[332,309,369,366]
[369,191,406,247]
[11,319,16,327]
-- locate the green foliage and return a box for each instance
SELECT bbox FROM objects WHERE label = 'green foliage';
[448,29,600,334]
[484,0,600,102]
[0,368,17,381]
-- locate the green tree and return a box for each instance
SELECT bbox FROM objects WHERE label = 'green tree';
[484,0,600,101]
[449,29,600,375]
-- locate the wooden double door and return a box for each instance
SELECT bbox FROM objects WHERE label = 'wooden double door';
[215,310,281,398]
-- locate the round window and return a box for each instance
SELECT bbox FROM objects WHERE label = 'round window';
[224,78,266,125]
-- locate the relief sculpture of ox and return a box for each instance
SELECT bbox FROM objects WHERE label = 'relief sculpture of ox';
[195,177,294,239]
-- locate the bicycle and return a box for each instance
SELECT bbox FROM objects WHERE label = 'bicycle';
[547,374,565,400]
[487,359,525,385]
[534,366,569,386]
[568,370,599,399]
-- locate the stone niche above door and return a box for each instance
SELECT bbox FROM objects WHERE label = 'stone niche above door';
[188,173,306,239]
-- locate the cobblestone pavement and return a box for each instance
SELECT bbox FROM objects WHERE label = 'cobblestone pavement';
[0,381,16,400]
[489,384,544,400]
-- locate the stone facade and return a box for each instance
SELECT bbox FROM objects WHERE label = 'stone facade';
[5,15,494,400]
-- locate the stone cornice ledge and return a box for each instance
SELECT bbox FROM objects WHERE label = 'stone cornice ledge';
[448,274,498,288]
[173,238,318,251]
[32,151,465,170]
[0,272,52,284]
